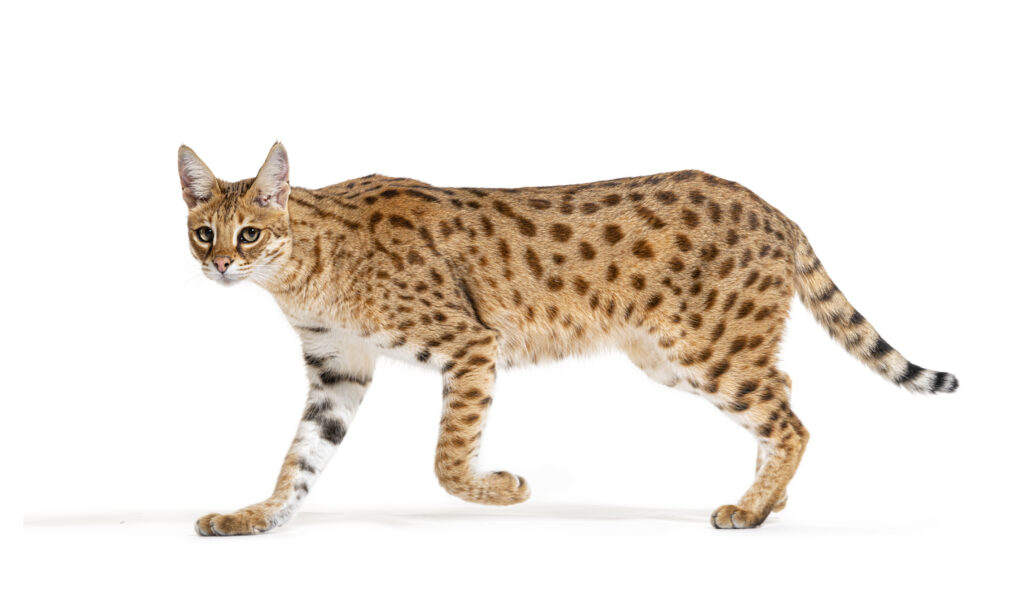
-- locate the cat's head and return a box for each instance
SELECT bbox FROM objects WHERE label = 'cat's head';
[179,143,293,286]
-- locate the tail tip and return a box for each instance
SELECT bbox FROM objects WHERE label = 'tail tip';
[925,370,959,394]
[935,372,959,394]
[897,363,959,394]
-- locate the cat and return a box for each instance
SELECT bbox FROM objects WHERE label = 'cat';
[179,143,957,535]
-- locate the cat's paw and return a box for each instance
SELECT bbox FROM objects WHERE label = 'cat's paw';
[479,470,531,505]
[710,504,767,529]
[195,505,274,536]
[439,469,531,505]
[446,470,530,506]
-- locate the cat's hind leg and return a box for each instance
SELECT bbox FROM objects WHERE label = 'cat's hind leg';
[195,328,377,536]
[701,363,806,529]
[624,330,804,528]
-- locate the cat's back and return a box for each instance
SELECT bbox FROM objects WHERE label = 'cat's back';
[288,169,799,288]
[426,169,800,278]
[452,171,797,256]
[294,169,791,238]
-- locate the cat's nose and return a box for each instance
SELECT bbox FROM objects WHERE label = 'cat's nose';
[213,256,232,273]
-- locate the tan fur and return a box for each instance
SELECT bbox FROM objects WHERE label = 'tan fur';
[183,145,956,533]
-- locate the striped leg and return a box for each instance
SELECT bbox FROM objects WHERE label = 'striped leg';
[196,330,376,536]
[434,333,530,505]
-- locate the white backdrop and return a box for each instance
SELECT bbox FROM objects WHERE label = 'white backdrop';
[11,1,1022,599]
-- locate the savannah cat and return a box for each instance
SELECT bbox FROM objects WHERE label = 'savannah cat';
[180,143,957,535]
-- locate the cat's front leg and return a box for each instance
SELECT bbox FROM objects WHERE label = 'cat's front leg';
[196,329,377,536]
[431,331,530,506]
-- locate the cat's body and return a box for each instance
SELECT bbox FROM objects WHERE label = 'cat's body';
[179,144,957,535]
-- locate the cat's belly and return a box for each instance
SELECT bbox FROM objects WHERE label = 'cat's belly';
[278,291,623,370]
[491,317,622,368]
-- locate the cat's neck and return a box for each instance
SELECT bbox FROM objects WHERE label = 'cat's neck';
[258,186,368,302]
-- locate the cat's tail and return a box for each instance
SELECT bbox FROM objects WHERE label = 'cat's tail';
[791,231,958,394]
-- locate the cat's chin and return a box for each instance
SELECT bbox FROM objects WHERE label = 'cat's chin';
[203,270,245,286]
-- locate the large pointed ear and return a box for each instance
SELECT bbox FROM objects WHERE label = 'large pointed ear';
[178,145,219,209]
[252,143,290,211]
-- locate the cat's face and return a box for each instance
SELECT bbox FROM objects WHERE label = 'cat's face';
[179,144,292,286]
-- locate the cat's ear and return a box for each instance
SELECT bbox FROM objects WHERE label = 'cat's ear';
[178,145,219,209]
[252,142,290,211]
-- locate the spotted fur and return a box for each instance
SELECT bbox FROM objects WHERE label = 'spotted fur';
[181,143,957,535]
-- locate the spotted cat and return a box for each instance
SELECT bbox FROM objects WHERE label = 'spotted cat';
[180,143,957,535]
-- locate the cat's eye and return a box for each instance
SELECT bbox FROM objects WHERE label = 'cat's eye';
[196,227,214,243]
[239,227,261,243]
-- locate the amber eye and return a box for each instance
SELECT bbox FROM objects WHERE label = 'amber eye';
[239,227,261,243]
[196,227,214,242]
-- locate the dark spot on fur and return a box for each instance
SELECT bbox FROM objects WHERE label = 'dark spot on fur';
[320,418,346,444]
[551,223,573,242]
[699,244,719,262]
[869,337,894,359]
[479,216,494,237]
[718,258,735,278]
[517,218,537,236]
[708,202,722,223]
[388,215,414,229]
[603,225,624,244]
[896,362,925,385]
[730,202,742,223]
[579,241,596,260]
[681,209,700,227]
[525,248,543,279]
[736,381,757,397]
[632,239,655,259]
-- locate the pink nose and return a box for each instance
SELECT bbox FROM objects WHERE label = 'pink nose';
[213,256,232,273]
